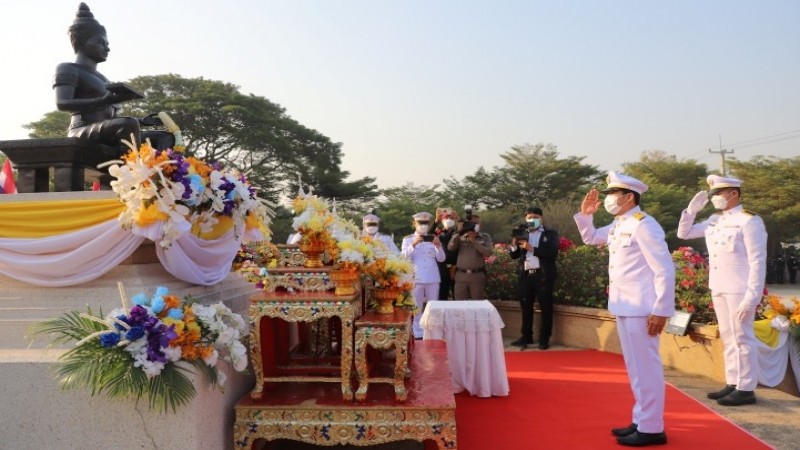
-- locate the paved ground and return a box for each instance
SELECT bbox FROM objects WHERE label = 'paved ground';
[504,282,800,450]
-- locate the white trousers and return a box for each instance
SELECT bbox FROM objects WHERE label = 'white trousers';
[713,292,759,391]
[616,316,665,434]
[412,282,439,338]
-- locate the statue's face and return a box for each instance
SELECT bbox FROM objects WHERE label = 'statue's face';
[79,31,110,63]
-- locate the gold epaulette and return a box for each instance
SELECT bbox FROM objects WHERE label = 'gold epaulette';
[743,209,757,216]
[633,212,646,221]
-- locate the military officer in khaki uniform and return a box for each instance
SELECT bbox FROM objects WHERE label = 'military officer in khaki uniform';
[677,175,767,406]
[401,212,445,338]
[447,214,493,300]
[574,171,674,447]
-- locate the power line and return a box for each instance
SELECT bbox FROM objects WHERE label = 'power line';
[709,135,733,176]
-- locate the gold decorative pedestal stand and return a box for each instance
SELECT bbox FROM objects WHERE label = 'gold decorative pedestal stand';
[354,309,413,402]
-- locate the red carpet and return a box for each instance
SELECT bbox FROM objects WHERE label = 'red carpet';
[454,350,773,450]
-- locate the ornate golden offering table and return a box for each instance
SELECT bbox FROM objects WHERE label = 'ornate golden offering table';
[248,288,362,401]
[354,309,413,402]
[234,340,457,449]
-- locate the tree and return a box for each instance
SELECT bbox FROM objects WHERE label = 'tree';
[22,111,71,138]
[727,156,800,251]
[24,74,378,204]
[441,143,602,210]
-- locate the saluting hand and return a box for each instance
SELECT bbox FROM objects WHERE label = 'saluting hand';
[580,189,601,215]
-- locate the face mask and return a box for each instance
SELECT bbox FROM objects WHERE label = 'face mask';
[365,226,378,235]
[443,219,456,229]
[711,194,728,210]
[604,195,622,215]
[473,224,480,233]
[416,224,429,234]
[527,218,541,228]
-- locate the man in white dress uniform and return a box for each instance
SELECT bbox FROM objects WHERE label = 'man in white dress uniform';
[574,172,675,447]
[401,212,445,339]
[361,213,399,254]
[677,175,767,406]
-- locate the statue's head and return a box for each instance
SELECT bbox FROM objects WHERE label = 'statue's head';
[68,3,107,55]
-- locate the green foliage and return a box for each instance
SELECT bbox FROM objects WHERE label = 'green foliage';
[29,310,207,413]
[554,245,610,308]
[23,110,72,138]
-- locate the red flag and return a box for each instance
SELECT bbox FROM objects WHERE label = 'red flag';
[0,159,17,194]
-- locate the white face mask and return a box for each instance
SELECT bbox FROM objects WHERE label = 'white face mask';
[604,195,622,215]
[416,224,429,234]
[365,226,379,235]
[443,219,456,229]
[711,194,728,210]
[473,224,480,233]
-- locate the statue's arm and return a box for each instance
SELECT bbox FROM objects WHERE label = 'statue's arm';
[53,63,119,112]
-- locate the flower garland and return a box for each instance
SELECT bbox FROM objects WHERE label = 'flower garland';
[105,139,272,248]
[30,286,249,413]
[760,293,800,344]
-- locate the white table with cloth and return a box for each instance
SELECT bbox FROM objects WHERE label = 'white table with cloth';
[420,300,509,397]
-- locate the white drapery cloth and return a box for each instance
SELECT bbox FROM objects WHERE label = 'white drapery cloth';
[421,300,509,397]
[0,219,246,287]
[756,317,800,392]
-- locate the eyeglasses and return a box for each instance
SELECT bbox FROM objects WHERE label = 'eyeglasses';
[416,221,430,225]
[365,223,378,227]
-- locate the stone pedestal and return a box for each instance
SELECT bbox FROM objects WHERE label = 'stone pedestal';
[0,242,259,449]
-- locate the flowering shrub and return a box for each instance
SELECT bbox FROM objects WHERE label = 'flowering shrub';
[554,245,610,309]
[30,287,248,413]
[106,141,271,248]
[485,246,519,300]
[672,247,715,324]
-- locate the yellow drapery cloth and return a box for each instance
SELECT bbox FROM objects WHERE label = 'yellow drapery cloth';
[754,318,781,348]
[0,198,124,238]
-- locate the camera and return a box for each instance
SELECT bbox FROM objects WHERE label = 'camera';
[460,204,476,234]
[511,224,528,240]
[422,234,435,242]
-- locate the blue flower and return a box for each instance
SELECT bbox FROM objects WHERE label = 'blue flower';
[131,293,149,306]
[154,286,169,297]
[166,308,183,320]
[125,325,145,341]
[151,297,166,314]
[99,332,121,348]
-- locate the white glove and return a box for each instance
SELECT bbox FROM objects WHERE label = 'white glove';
[686,191,709,215]
[736,303,756,321]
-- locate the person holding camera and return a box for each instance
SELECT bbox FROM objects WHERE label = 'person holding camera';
[447,208,493,300]
[401,211,446,339]
[434,207,460,300]
[508,207,559,350]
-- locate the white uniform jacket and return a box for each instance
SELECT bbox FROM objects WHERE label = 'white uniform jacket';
[677,205,767,307]
[401,233,445,284]
[362,232,400,254]
[574,207,675,318]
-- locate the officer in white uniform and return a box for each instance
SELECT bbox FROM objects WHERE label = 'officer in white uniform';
[677,175,767,406]
[401,212,445,338]
[361,213,399,254]
[574,172,674,447]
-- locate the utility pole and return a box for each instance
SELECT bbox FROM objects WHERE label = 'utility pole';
[709,134,734,176]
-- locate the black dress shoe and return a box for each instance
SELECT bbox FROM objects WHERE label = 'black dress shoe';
[717,390,756,406]
[616,431,667,447]
[611,423,637,437]
[706,384,736,400]
[510,337,533,347]
[538,342,550,350]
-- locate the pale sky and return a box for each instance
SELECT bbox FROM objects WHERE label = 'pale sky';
[1,0,798,188]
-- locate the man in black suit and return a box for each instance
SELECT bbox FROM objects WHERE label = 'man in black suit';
[509,207,559,349]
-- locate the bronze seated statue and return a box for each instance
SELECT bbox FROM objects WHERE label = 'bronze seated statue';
[54,2,173,156]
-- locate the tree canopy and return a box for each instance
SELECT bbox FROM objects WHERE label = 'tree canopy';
[23,74,378,204]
